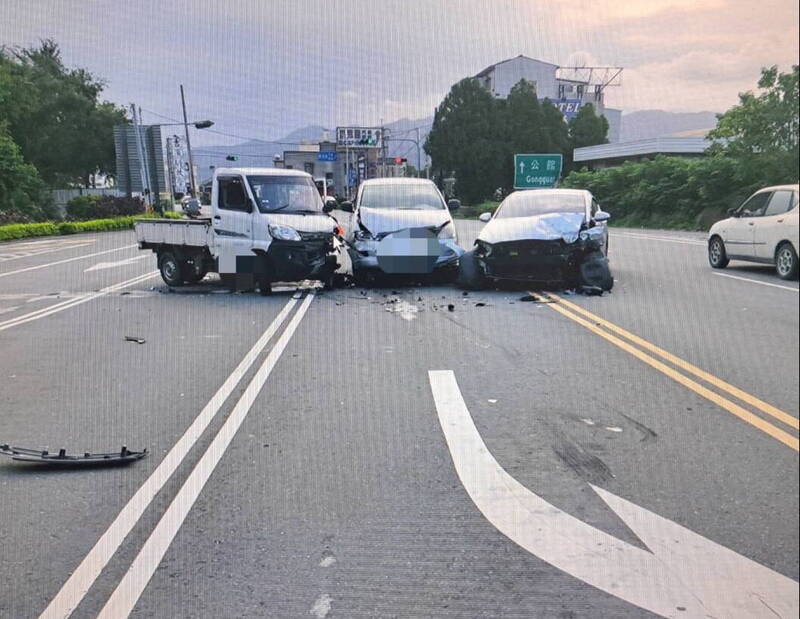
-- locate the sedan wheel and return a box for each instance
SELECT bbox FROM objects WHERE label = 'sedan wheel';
[775,244,798,280]
[708,237,729,269]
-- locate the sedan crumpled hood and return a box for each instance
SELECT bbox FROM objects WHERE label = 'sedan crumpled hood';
[358,207,452,236]
[478,212,586,245]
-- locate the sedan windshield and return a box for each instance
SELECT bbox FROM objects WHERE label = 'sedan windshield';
[496,192,586,218]
[247,176,322,213]
[360,183,445,210]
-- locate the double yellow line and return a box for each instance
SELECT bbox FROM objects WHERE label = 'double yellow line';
[538,292,799,451]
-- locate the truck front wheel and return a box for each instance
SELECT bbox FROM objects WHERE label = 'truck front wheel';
[158,252,184,287]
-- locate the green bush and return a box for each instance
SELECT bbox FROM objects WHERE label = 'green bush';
[0,212,183,242]
[66,194,145,220]
[562,155,752,230]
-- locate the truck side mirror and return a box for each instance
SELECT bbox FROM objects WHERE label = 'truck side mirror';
[339,200,354,213]
[447,199,461,211]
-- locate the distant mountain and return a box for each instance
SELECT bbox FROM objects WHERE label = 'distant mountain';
[620,110,719,141]
[192,117,433,179]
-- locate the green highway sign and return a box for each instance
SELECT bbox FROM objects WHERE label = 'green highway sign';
[514,153,563,189]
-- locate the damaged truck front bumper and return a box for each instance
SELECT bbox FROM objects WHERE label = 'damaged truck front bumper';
[249,233,339,283]
[349,229,464,275]
[475,237,603,283]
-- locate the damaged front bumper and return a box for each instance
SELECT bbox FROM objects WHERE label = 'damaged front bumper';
[254,232,340,282]
[476,236,603,283]
[349,229,464,275]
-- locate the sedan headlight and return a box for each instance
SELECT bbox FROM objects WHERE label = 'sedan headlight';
[353,228,374,242]
[269,224,302,242]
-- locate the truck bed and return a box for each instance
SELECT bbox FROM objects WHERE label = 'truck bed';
[135,218,212,248]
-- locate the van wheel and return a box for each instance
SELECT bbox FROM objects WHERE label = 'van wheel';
[708,236,729,269]
[775,243,798,280]
[158,252,184,286]
[457,250,487,290]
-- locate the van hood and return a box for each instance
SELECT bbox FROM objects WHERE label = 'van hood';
[478,212,586,244]
[263,212,336,234]
[358,207,452,237]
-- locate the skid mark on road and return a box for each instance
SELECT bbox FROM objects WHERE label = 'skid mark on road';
[538,293,798,450]
[428,370,799,618]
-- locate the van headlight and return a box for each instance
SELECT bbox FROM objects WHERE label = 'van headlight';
[269,224,302,241]
[438,222,456,240]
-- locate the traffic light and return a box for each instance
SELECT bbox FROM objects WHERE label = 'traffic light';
[394,157,407,164]
[226,155,239,161]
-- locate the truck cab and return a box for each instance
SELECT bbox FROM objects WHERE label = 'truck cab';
[136,167,342,293]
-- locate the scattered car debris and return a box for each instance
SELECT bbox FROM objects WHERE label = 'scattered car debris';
[578,285,604,296]
[475,302,487,307]
[519,295,536,302]
[124,336,146,344]
[447,304,455,312]
[0,444,147,466]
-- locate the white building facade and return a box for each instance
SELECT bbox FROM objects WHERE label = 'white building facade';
[475,55,622,143]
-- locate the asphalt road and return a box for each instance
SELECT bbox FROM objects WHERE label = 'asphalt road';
[0,223,797,619]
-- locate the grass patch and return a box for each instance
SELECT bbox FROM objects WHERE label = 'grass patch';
[0,211,184,242]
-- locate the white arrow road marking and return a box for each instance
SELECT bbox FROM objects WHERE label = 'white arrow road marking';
[83,254,149,272]
[428,370,799,619]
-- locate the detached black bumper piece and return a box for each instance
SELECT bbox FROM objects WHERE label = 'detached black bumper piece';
[1,444,147,465]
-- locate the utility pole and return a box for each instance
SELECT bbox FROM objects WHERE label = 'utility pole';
[138,106,153,208]
[415,127,422,178]
[130,104,150,207]
[180,84,197,198]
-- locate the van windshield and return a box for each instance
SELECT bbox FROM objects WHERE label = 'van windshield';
[360,183,445,210]
[247,175,322,213]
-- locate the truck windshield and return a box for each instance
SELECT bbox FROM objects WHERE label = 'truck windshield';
[247,176,322,213]
[360,183,445,210]
[496,192,585,218]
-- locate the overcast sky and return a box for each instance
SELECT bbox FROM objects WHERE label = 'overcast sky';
[2,0,798,145]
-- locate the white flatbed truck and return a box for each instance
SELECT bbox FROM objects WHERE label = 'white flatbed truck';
[135,168,342,294]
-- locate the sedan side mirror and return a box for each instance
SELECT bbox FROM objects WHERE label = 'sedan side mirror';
[322,196,337,213]
[727,208,739,217]
[447,198,461,211]
[478,212,493,223]
[339,200,354,213]
[594,210,611,223]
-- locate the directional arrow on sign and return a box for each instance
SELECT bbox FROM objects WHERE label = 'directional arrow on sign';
[519,161,525,174]
[428,370,799,619]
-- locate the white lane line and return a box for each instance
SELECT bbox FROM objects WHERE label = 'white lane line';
[0,244,138,279]
[0,271,157,332]
[84,254,149,272]
[613,232,706,246]
[97,293,316,619]
[40,294,302,619]
[428,370,798,619]
[0,240,95,261]
[713,271,799,292]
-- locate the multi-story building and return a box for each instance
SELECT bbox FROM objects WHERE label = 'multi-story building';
[474,55,622,143]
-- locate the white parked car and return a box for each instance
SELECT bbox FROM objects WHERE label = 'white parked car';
[708,184,799,280]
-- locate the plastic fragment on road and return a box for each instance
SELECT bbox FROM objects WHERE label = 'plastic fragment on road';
[124,336,146,344]
[578,285,604,296]
[0,444,147,465]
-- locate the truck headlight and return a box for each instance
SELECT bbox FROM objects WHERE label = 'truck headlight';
[269,224,302,242]
[353,229,373,242]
